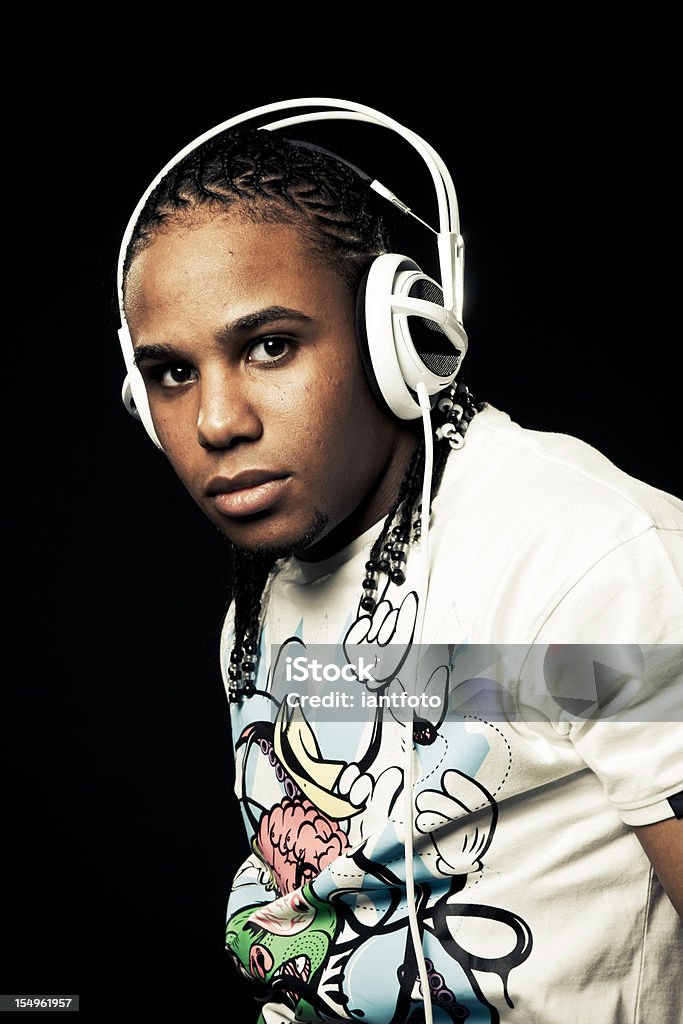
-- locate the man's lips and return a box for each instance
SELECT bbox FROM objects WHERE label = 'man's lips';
[206,471,291,518]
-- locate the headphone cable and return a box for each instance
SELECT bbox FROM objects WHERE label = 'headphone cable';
[402,381,434,1024]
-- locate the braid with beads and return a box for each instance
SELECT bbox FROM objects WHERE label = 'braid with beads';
[121,128,483,701]
[359,382,481,618]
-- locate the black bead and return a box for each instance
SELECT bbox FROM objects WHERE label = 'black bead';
[393,550,406,562]
[390,569,406,585]
[230,649,243,663]
[365,560,378,572]
[243,640,256,653]
[362,577,377,590]
[242,661,254,673]
[243,682,255,697]
[377,559,390,573]
[361,596,376,612]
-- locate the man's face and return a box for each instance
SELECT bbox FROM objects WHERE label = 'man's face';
[124,213,413,556]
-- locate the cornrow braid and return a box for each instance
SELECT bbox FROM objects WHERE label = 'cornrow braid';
[226,549,273,696]
[357,382,482,617]
[122,127,396,294]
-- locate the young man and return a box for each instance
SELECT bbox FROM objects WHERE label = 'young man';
[118,105,682,1024]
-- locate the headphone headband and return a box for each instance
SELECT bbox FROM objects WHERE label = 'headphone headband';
[117,97,463,314]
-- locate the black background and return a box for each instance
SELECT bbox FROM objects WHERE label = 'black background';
[6,55,681,1018]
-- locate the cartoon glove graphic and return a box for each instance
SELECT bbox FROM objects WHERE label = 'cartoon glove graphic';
[344,591,419,689]
[337,762,404,846]
[415,769,498,874]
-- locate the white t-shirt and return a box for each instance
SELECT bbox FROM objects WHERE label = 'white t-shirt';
[221,405,683,1024]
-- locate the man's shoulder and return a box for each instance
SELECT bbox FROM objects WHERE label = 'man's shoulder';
[438,403,683,536]
[429,405,682,643]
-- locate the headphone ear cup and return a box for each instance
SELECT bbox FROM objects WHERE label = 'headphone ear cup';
[121,374,141,420]
[118,326,163,449]
[356,252,467,420]
[355,262,395,418]
[361,253,437,420]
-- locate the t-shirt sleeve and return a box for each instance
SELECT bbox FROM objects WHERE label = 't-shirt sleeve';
[526,524,683,826]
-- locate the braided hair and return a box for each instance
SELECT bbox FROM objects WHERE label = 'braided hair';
[121,127,481,697]
[122,127,393,290]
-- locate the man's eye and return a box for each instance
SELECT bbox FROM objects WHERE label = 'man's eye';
[151,364,197,387]
[247,337,291,363]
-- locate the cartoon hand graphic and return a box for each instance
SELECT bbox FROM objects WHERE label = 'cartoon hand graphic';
[344,591,419,688]
[415,769,498,874]
[338,763,404,846]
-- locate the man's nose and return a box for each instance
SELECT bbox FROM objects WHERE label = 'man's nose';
[196,370,262,449]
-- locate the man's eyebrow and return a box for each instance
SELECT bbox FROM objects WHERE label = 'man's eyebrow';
[221,306,314,335]
[133,343,176,366]
[132,307,315,366]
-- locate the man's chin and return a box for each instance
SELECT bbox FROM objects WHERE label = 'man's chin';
[222,509,330,562]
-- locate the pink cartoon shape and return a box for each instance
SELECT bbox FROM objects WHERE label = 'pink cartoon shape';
[257,797,349,895]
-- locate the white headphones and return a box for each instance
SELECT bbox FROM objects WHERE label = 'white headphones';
[116,96,468,449]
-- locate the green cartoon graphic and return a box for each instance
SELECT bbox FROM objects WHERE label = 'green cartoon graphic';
[226,882,339,1023]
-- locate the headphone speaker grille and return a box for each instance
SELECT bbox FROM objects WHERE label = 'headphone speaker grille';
[407,279,460,377]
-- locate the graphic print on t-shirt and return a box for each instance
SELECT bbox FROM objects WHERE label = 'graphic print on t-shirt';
[226,588,533,1024]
